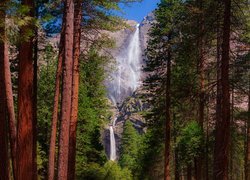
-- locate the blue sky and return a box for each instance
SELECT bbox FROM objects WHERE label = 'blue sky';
[117,0,160,22]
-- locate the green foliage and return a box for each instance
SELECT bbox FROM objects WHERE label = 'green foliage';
[176,121,204,164]
[229,126,245,179]
[119,121,142,176]
[0,1,38,44]
[37,44,56,151]
[141,0,240,177]
[141,0,185,178]
[79,161,132,180]
[100,161,132,180]
[37,44,57,179]
[4,0,248,178]
[37,143,47,179]
[75,48,110,178]
[37,45,113,179]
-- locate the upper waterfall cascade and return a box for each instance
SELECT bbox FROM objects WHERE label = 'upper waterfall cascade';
[107,24,142,105]
[108,24,142,161]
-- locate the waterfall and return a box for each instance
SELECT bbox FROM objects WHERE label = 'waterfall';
[109,126,116,161]
[107,23,142,105]
[127,24,141,92]
[108,24,141,161]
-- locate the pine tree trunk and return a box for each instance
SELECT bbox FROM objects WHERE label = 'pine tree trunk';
[4,38,17,180]
[213,0,231,179]
[215,7,222,179]
[174,151,179,180]
[173,114,180,180]
[187,164,192,180]
[164,34,172,180]
[68,0,82,179]
[205,107,209,180]
[32,14,38,180]
[0,9,10,179]
[1,5,17,179]
[245,83,250,180]
[229,86,234,180]
[48,16,65,180]
[0,78,10,180]
[197,0,205,133]
[17,0,35,179]
[196,0,205,178]
[57,0,74,178]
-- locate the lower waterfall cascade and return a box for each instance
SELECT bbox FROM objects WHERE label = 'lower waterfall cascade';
[109,125,117,161]
[108,23,142,161]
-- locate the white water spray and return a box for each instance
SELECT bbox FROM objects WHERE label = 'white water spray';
[108,24,142,161]
[109,125,116,161]
[107,24,142,105]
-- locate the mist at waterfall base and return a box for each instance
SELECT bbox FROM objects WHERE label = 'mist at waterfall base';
[107,24,142,161]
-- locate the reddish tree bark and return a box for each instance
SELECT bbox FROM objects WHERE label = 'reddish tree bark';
[229,86,234,180]
[196,0,205,178]
[17,0,36,179]
[0,9,10,179]
[213,0,231,179]
[174,151,179,180]
[197,0,205,130]
[0,76,10,180]
[4,38,17,180]
[57,0,74,178]
[164,34,171,180]
[173,113,179,180]
[47,12,66,179]
[187,164,192,180]
[245,84,250,180]
[215,7,222,179]
[205,104,209,180]
[47,32,64,180]
[33,10,38,180]
[67,0,82,179]
[1,3,17,178]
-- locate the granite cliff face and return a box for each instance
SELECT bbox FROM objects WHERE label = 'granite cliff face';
[140,12,155,50]
[105,12,155,55]
[104,88,151,160]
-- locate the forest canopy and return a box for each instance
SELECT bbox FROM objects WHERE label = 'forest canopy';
[0,0,249,180]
